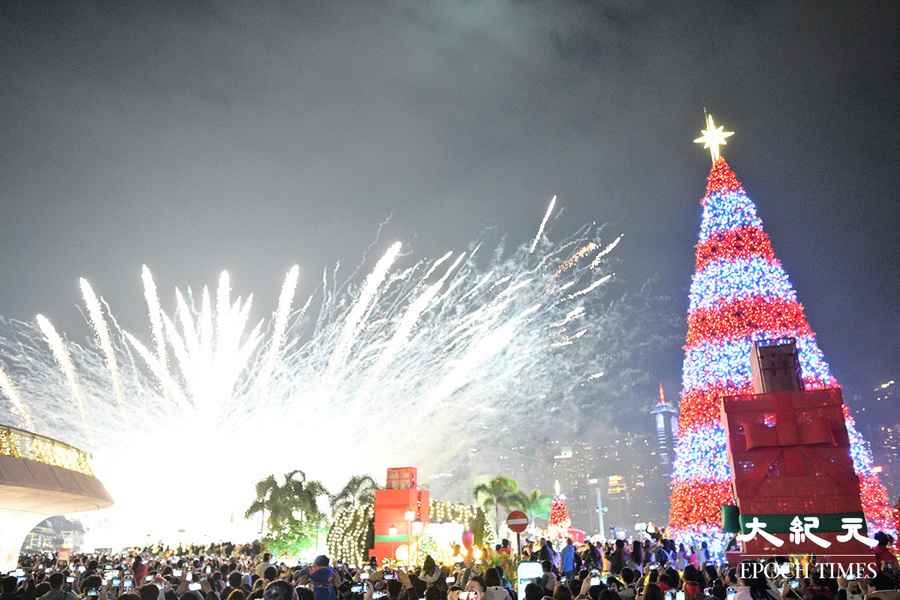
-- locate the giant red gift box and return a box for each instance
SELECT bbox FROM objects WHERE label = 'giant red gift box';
[721,387,872,559]
[370,467,430,565]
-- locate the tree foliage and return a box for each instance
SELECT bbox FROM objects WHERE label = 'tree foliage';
[245,469,329,554]
[473,475,523,537]
[513,489,552,523]
[330,475,379,515]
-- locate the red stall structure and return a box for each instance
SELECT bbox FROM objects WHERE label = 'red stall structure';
[370,467,430,565]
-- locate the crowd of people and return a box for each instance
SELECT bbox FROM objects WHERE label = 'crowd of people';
[2,534,897,600]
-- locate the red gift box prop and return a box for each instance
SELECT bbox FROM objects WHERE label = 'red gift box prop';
[721,387,873,560]
[370,467,430,566]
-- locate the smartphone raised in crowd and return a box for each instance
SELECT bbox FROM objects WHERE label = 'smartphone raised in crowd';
[189,584,202,592]
[790,581,801,590]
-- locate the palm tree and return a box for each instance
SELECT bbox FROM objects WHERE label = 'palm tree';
[330,475,380,514]
[473,475,523,538]
[245,470,329,535]
[514,489,552,526]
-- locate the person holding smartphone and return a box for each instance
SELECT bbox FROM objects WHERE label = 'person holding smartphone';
[36,573,79,600]
[727,566,777,600]
[464,578,485,600]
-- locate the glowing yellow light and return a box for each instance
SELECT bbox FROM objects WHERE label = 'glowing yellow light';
[395,544,409,562]
[694,113,734,161]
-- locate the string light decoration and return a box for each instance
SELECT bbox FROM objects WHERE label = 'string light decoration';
[429,500,492,545]
[669,122,894,538]
[695,226,775,271]
[327,499,491,566]
[327,503,375,566]
[549,496,571,529]
[547,481,572,539]
[894,498,900,547]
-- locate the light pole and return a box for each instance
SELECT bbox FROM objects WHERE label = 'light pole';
[403,511,415,568]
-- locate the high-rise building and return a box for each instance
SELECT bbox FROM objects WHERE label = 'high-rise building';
[875,379,896,404]
[649,383,678,474]
[872,380,898,495]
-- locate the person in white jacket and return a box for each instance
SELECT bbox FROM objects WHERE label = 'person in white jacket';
[483,570,512,600]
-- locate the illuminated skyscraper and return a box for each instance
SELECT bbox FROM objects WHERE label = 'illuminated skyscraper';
[649,383,678,474]
[873,380,898,495]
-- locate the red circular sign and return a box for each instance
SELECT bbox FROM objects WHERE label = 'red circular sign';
[506,510,529,533]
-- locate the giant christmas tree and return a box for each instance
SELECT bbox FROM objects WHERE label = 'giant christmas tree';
[668,115,894,537]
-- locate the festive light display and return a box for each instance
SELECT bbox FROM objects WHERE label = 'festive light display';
[694,114,734,162]
[327,503,375,566]
[669,150,894,537]
[694,226,775,271]
[549,497,570,527]
[548,488,572,540]
[894,498,900,546]
[327,499,490,566]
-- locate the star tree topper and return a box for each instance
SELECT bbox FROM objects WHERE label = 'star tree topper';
[694,113,734,161]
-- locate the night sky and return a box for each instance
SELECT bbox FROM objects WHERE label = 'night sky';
[0,1,897,417]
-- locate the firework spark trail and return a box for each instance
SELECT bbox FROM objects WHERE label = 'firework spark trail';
[35,315,86,422]
[215,270,231,370]
[530,195,556,253]
[325,241,402,380]
[590,234,623,270]
[423,251,453,280]
[567,273,613,300]
[0,365,33,429]
[557,243,598,277]
[80,279,124,407]
[257,265,300,390]
[360,252,466,396]
[123,331,187,406]
[141,265,167,370]
[0,204,632,546]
